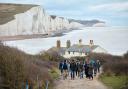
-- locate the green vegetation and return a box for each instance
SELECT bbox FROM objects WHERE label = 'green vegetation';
[90,53,128,89]
[0,43,62,89]
[100,75,128,89]
[49,67,60,80]
[38,51,65,61]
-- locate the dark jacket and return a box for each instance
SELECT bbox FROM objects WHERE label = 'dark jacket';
[63,63,68,70]
[79,64,84,72]
[84,64,89,72]
[59,62,63,70]
[70,62,76,71]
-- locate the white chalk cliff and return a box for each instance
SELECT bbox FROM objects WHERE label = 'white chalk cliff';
[0,4,84,37]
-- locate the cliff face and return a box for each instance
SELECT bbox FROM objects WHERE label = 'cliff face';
[0,4,83,36]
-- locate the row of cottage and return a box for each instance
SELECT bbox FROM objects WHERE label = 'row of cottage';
[48,39,107,58]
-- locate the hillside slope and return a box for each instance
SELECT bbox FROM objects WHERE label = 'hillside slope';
[0,3,37,25]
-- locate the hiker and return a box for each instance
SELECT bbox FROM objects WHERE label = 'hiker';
[67,60,71,76]
[97,60,101,73]
[59,60,63,75]
[84,62,89,78]
[75,61,79,77]
[88,64,93,80]
[93,60,98,76]
[79,61,84,79]
[63,60,68,79]
[70,60,76,80]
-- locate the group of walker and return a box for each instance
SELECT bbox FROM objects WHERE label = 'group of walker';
[59,58,101,80]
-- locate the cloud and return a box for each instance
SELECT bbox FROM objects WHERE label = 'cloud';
[0,0,128,26]
[90,2,128,12]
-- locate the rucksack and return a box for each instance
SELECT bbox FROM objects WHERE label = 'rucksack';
[63,63,68,70]
[59,62,63,69]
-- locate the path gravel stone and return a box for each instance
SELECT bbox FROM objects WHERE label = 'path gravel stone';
[54,75,108,89]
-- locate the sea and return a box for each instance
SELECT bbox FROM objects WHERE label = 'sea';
[4,26,128,56]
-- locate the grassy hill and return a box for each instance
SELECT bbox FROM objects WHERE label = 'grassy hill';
[0,3,38,25]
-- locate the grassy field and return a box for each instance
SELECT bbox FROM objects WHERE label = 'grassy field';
[0,3,37,25]
[100,75,128,89]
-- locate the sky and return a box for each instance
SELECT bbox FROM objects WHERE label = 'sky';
[0,0,128,26]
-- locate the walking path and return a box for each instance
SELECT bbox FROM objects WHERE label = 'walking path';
[54,74,108,89]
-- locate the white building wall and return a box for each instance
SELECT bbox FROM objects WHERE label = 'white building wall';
[63,51,86,58]
[92,47,107,53]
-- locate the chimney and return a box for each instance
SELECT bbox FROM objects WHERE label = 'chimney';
[79,39,82,45]
[89,40,94,47]
[57,40,61,48]
[66,40,71,48]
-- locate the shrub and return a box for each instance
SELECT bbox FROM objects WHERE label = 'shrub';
[90,53,128,76]
[0,44,58,89]
[0,44,26,89]
[38,51,65,62]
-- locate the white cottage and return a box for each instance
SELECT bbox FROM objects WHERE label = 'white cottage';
[48,39,107,58]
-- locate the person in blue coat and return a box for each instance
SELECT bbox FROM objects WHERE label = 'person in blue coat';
[59,60,63,75]
[63,60,68,79]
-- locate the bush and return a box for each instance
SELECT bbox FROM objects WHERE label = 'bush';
[38,51,65,62]
[89,53,128,76]
[0,44,58,89]
[0,44,26,89]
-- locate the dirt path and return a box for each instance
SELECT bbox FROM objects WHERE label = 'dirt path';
[54,74,108,89]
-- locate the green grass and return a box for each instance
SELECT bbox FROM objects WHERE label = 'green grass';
[100,74,128,89]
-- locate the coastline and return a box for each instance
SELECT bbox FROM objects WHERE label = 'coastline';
[0,28,79,41]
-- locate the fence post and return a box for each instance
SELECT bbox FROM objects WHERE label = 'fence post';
[26,80,29,89]
[45,80,49,89]
[37,75,39,89]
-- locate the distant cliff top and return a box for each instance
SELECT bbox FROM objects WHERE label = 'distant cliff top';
[0,3,38,25]
[0,3,106,27]
[69,19,106,27]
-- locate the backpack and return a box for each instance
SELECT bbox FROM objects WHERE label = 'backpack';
[63,63,68,70]
[59,62,63,69]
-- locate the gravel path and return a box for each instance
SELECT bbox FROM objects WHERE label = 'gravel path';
[54,74,108,89]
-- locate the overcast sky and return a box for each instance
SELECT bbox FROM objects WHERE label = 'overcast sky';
[0,0,128,26]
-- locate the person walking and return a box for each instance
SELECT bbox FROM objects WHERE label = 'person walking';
[93,60,97,76]
[88,64,93,80]
[79,61,84,79]
[63,60,68,80]
[70,60,76,80]
[67,60,71,76]
[97,60,101,73]
[59,60,63,75]
[75,61,79,77]
[84,61,89,78]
